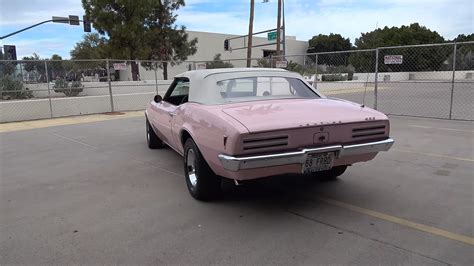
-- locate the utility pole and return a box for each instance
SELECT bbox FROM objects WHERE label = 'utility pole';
[282,0,286,56]
[276,0,282,56]
[247,0,255,67]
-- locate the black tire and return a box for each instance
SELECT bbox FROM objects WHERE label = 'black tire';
[317,165,348,181]
[146,117,164,149]
[184,138,221,200]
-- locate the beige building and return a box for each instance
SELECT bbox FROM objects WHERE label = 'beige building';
[118,30,309,80]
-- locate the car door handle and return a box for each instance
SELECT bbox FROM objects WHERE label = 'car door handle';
[168,112,177,116]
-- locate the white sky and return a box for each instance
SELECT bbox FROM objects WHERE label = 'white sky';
[0,0,472,58]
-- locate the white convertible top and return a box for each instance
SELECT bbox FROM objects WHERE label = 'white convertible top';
[174,68,306,104]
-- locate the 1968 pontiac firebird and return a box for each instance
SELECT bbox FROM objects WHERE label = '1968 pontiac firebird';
[145,68,394,200]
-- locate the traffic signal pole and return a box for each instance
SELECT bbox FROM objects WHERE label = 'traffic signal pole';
[276,0,282,56]
[0,16,90,40]
[0,20,55,40]
[247,0,255,67]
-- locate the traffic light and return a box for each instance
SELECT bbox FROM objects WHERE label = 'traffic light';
[83,16,92,32]
[224,39,229,51]
[3,45,17,60]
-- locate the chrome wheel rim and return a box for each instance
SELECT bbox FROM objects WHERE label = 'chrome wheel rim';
[186,149,197,187]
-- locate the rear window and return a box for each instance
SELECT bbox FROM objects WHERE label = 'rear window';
[216,77,319,103]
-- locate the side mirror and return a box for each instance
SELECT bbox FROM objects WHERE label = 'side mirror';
[154,95,162,103]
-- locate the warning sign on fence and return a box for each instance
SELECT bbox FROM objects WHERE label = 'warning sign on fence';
[275,60,288,68]
[113,63,127,70]
[384,55,403,64]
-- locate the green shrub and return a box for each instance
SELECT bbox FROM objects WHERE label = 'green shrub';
[53,78,83,97]
[325,65,355,81]
[0,75,33,100]
[321,74,347,81]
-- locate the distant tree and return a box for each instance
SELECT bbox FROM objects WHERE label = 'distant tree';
[256,58,271,68]
[349,23,448,72]
[82,0,154,80]
[141,0,198,79]
[307,34,352,66]
[82,0,197,80]
[448,34,474,70]
[286,61,307,75]
[308,34,352,52]
[70,33,109,60]
[206,54,233,69]
[22,53,47,82]
[452,34,474,42]
[50,54,65,79]
[22,53,42,72]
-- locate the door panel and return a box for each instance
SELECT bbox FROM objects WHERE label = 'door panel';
[150,101,177,146]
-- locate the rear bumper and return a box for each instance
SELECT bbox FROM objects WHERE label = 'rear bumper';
[218,138,394,171]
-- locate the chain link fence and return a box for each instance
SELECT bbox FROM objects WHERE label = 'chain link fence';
[1,41,472,122]
[275,41,473,120]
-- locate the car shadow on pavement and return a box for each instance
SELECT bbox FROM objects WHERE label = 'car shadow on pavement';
[219,174,339,206]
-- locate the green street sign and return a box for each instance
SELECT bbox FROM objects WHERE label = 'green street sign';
[267,31,277,41]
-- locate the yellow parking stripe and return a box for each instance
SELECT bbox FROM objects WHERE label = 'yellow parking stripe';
[408,125,473,133]
[319,197,474,245]
[393,148,474,162]
[0,111,144,133]
[321,86,389,95]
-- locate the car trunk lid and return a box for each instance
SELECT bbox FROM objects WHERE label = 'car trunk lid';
[221,98,386,133]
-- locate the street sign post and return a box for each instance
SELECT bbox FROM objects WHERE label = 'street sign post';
[267,31,277,41]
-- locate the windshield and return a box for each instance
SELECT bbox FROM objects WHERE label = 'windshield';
[215,76,319,104]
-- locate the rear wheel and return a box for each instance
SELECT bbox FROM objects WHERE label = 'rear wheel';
[184,138,221,200]
[317,165,348,181]
[146,117,164,149]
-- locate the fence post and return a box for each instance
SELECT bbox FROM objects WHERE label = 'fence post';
[448,43,457,119]
[19,62,24,82]
[154,64,159,95]
[374,48,379,110]
[106,59,115,112]
[313,54,318,90]
[44,60,53,118]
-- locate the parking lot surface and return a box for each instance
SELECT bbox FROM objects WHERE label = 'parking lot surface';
[320,81,474,120]
[1,114,473,265]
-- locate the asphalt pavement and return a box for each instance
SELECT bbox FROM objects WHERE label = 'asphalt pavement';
[1,115,473,265]
[319,81,473,120]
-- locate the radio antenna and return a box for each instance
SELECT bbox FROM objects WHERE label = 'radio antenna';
[361,64,371,107]
[361,21,378,108]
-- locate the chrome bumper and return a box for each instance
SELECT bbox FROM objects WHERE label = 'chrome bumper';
[218,138,394,171]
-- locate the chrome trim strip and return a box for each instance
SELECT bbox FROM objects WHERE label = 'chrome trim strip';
[218,138,394,171]
[338,138,394,158]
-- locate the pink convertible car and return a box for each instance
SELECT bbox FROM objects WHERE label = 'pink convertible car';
[145,68,394,200]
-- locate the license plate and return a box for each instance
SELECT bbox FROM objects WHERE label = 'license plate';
[302,153,334,174]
